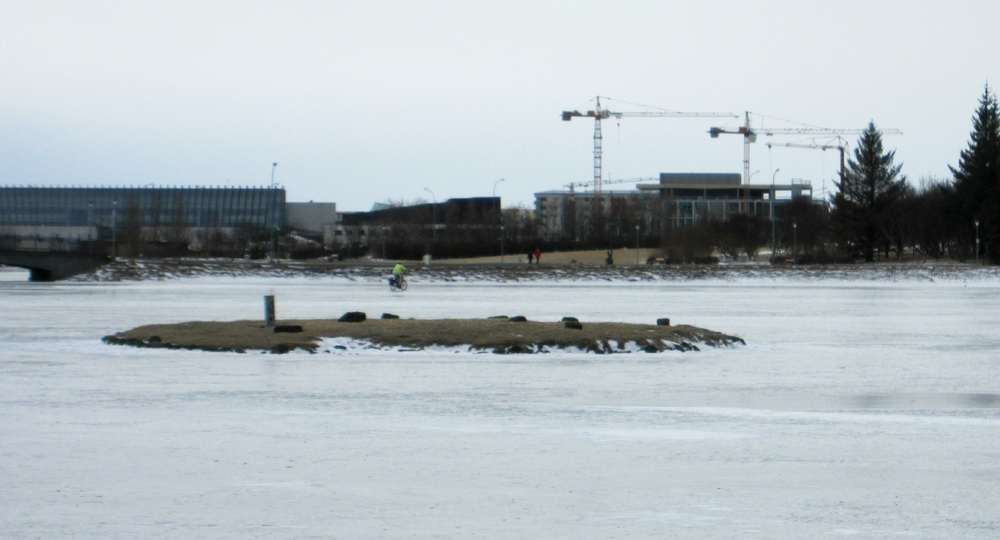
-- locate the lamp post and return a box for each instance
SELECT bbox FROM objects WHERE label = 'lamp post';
[111,198,118,259]
[268,163,278,261]
[87,201,94,242]
[423,188,437,245]
[500,225,505,265]
[770,169,780,263]
[975,220,980,264]
[382,226,388,260]
[792,221,798,266]
[493,179,505,264]
[635,224,640,265]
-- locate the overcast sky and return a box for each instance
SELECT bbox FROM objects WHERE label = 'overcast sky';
[2,1,998,210]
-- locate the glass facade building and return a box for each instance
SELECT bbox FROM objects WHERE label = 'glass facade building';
[0,187,285,229]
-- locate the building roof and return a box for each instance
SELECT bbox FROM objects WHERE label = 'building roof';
[534,190,644,196]
[659,173,741,185]
[637,183,808,191]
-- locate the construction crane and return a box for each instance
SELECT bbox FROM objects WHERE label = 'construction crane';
[562,97,737,194]
[709,112,902,200]
[766,137,849,190]
[563,177,657,193]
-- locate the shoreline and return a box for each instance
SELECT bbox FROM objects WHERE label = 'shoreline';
[55,257,1000,283]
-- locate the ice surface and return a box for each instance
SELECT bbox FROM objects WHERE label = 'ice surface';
[2,275,999,538]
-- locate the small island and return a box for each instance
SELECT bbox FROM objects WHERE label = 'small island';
[103,313,745,354]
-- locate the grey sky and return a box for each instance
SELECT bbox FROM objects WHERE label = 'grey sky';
[2,1,998,210]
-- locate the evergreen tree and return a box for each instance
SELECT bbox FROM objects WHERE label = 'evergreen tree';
[832,122,907,261]
[949,84,1000,262]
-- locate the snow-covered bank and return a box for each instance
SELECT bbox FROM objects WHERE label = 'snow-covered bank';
[68,256,1000,284]
[311,336,701,355]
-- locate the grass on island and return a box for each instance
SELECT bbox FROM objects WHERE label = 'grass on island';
[103,316,744,354]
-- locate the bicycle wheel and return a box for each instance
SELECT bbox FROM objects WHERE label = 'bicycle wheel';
[389,279,398,292]
[399,278,408,291]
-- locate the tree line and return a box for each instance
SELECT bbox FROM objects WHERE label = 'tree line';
[352,78,997,264]
[550,83,1000,265]
[823,84,999,263]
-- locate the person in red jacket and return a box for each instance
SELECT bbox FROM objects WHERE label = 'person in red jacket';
[533,248,541,264]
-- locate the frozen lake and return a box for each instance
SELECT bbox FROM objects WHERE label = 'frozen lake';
[2,272,999,538]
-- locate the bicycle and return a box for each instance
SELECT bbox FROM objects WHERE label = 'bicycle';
[389,274,408,292]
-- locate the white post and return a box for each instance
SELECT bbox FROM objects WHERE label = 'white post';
[264,295,275,327]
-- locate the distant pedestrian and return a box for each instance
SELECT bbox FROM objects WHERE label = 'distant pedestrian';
[527,251,533,264]
[533,248,542,264]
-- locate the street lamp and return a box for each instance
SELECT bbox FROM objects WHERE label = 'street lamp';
[87,201,94,242]
[500,225,505,265]
[635,224,640,265]
[770,169,780,263]
[493,179,505,263]
[423,188,437,243]
[269,165,278,261]
[382,226,389,261]
[111,198,118,259]
[975,220,980,264]
[792,221,798,266]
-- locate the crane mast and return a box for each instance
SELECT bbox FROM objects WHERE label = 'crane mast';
[562,97,737,194]
[593,97,603,193]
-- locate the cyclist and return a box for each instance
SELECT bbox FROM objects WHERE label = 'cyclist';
[391,263,407,288]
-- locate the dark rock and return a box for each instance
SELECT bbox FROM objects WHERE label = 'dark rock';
[381,313,400,319]
[656,318,670,326]
[509,315,528,323]
[338,312,367,323]
[488,315,509,319]
[561,317,579,322]
[273,324,303,333]
[492,344,529,354]
[270,343,293,354]
[146,335,162,343]
[333,345,347,350]
[564,321,583,330]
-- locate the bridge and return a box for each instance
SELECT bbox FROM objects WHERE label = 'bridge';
[0,251,111,281]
